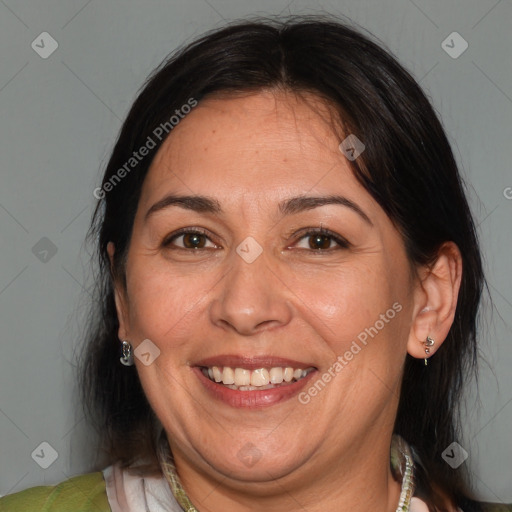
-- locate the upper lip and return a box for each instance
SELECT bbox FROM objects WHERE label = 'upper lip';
[193,355,317,370]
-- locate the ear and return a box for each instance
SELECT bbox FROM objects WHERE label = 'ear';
[407,242,462,361]
[107,242,130,341]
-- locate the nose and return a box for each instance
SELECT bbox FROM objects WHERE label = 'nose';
[209,250,293,336]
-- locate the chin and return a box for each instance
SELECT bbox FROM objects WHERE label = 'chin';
[201,446,307,484]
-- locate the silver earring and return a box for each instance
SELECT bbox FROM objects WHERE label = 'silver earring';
[120,340,134,366]
[423,336,435,366]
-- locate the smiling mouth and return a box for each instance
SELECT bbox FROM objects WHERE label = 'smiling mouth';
[200,365,316,391]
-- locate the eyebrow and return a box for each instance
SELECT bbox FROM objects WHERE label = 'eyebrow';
[278,195,373,225]
[145,194,222,220]
[145,193,372,225]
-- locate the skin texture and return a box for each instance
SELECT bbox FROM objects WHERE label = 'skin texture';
[110,90,462,512]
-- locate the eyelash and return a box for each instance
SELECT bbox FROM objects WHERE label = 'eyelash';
[162,227,216,250]
[292,227,350,251]
[162,227,350,252]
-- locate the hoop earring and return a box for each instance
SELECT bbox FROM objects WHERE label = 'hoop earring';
[120,340,134,366]
[423,336,435,366]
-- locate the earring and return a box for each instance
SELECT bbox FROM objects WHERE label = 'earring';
[120,340,134,366]
[423,336,435,366]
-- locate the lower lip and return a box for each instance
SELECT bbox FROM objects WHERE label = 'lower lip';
[194,367,317,408]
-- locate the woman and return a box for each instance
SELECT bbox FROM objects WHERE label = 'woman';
[1,16,509,512]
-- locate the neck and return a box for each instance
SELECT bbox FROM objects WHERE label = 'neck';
[170,432,403,512]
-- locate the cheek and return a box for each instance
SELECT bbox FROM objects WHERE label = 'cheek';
[124,259,211,342]
[287,261,402,348]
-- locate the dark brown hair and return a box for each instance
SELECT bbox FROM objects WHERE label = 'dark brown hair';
[80,16,484,511]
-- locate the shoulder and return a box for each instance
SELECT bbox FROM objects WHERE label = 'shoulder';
[480,504,512,512]
[0,471,110,512]
[460,500,512,512]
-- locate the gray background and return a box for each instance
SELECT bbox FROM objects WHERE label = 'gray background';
[0,0,511,504]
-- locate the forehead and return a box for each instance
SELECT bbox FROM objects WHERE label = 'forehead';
[140,90,370,212]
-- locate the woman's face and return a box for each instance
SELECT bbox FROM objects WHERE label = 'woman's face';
[114,91,422,488]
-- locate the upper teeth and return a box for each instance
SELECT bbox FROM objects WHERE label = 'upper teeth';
[205,366,311,387]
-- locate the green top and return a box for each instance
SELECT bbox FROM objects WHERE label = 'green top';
[0,471,510,512]
[0,472,110,512]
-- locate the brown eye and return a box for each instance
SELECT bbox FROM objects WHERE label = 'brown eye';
[163,229,218,250]
[182,233,207,249]
[308,234,333,250]
[294,228,350,251]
